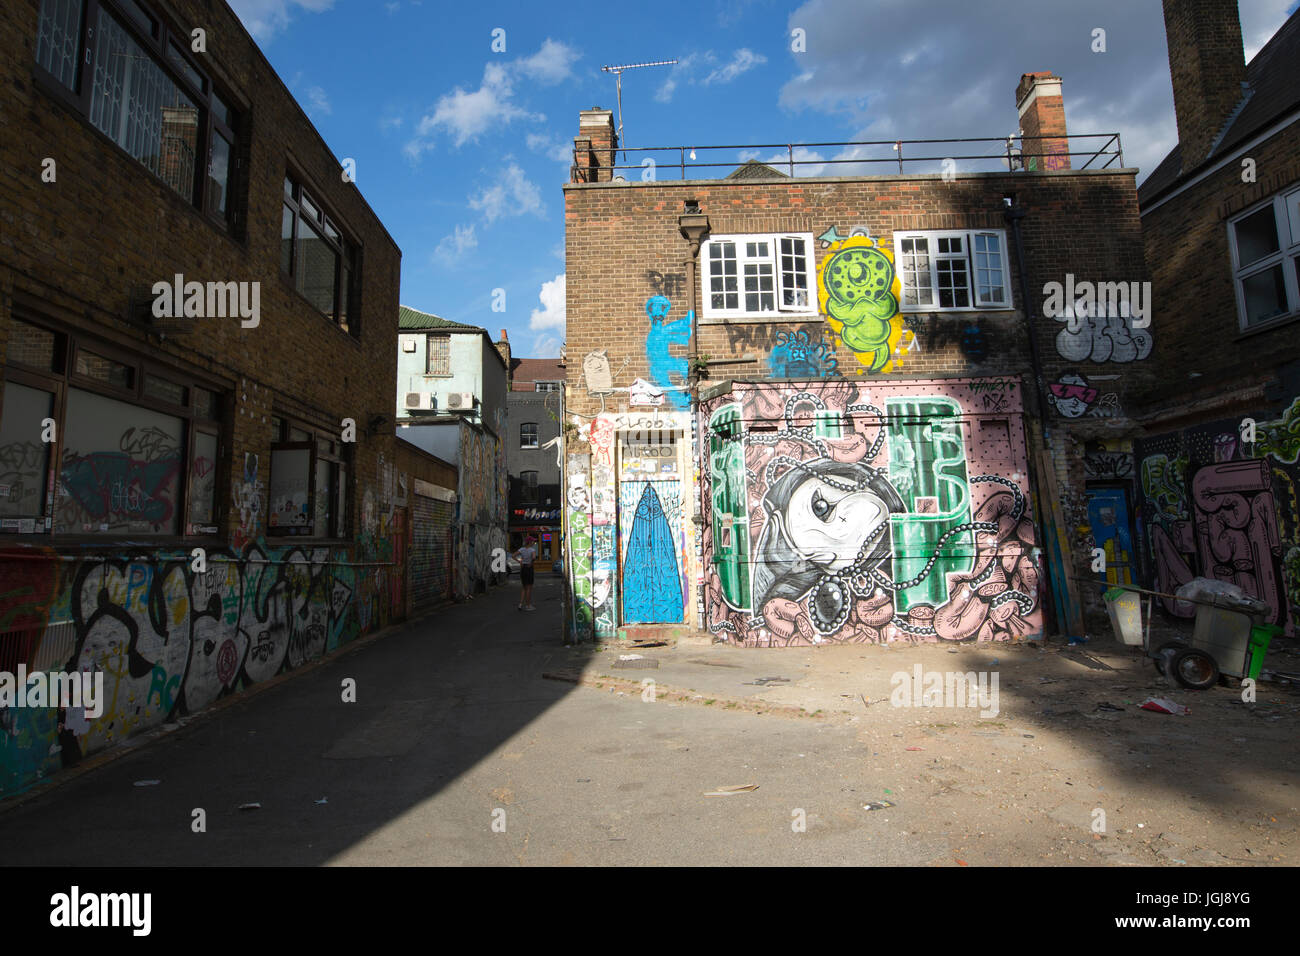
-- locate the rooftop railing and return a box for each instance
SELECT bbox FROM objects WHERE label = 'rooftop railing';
[571,133,1124,182]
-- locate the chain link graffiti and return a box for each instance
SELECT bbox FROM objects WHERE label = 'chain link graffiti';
[701,379,1041,646]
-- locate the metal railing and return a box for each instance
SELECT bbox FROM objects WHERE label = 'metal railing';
[571,133,1124,182]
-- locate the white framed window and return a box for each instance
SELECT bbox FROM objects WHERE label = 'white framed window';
[1228,185,1300,329]
[702,233,815,319]
[534,381,561,392]
[894,230,1012,311]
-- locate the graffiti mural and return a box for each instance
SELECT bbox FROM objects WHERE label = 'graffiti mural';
[59,426,183,533]
[232,454,263,551]
[767,329,840,378]
[456,411,508,597]
[619,480,685,623]
[818,233,905,373]
[0,531,407,798]
[700,378,1041,646]
[1136,402,1300,634]
[1053,311,1152,364]
[644,295,693,409]
[567,462,594,640]
[1048,371,1122,419]
[569,413,693,637]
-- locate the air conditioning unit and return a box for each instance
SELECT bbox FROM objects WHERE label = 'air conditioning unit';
[404,392,436,411]
[445,391,477,410]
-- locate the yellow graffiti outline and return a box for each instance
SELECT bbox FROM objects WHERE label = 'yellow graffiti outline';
[817,235,906,373]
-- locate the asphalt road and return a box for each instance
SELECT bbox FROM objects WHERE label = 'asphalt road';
[0,575,948,866]
[8,573,1293,866]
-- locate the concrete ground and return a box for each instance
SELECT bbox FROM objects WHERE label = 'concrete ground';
[1,573,1296,866]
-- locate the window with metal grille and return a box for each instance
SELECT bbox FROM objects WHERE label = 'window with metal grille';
[426,334,451,375]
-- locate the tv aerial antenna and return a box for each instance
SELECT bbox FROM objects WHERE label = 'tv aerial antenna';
[601,59,678,151]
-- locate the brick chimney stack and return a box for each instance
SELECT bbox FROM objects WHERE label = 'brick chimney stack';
[1016,72,1070,170]
[1161,0,1247,170]
[494,330,511,389]
[571,108,618,183]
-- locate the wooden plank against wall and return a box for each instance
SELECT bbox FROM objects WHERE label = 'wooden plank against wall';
[1036,448,1084,638]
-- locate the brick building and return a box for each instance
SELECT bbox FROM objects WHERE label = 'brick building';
[1133,0,1300,635]
[561,75,1151,644]
[0,0,449,798]
[395,306,509,597]
[507,356,565,569]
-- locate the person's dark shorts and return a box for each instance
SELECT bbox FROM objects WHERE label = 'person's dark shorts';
[520,565,535,586]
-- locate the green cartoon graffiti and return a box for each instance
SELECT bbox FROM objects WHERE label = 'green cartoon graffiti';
[1258,397,1300,464]
[1286,546,1300,610]
[818,238,901,372]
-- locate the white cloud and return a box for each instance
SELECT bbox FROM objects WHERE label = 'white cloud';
[405,41,579,157]
[515,39,580,85]
[760,146,825,176]
[469,164,545,223]
[227,0,334,44]
[655,52,714,103]
[704,48,767,85]
[305,86,331,117]
[1241,0,1295,59]
[408,63,538,154]
[379,115,403,132]
[774,0,1278,185]
[433,224,477,263]
[529,274,566,332]
[527,132,575,164]
[532,333,563,358]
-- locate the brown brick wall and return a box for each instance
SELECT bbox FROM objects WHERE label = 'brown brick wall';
[0,0,403,547]
[564,169,1147,424]
[1136,123,1300,421]
[1161,0,1247,168]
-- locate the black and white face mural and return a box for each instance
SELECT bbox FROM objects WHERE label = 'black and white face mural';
[752,459,906,636]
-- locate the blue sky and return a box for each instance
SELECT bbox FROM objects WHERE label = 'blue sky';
[229,0,1299,359]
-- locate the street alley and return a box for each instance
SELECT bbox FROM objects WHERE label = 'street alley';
[1,574,1296,866]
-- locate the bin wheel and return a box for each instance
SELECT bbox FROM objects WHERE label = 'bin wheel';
[1170,648,1219,690]
[1153,640,1186,676]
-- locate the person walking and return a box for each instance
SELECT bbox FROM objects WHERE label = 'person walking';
[514,536,537,610]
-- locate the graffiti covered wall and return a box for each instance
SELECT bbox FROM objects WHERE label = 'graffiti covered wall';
[0,536,406,798]
[700,377,1043,647]
[818,232,906,374]
[570,410,695,638]
[644,295,693,409]
[456,414,508,596]
[1135,397,1300,634]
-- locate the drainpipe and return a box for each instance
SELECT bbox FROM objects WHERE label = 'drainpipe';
[1003,196,1049,425]
[678,207,710,629]
[1004,195,1077,641]
[678,207,709,388]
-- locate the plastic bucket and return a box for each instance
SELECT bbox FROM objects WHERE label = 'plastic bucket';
[1247,624,1280,680]
[1104,587,1144,646]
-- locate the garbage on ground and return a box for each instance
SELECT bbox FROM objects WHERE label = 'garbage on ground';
[703,784,758,796]
[1176,577,1269,614]
[743,676,790,686]
[905,746,924,751]
[1140,697,1190,715]
[133,780,161,787]
[1096,702,1124,712]
[863,800,895,811]
[238,802,262,810]
[315,798,328,805]
[617,654,644,660]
